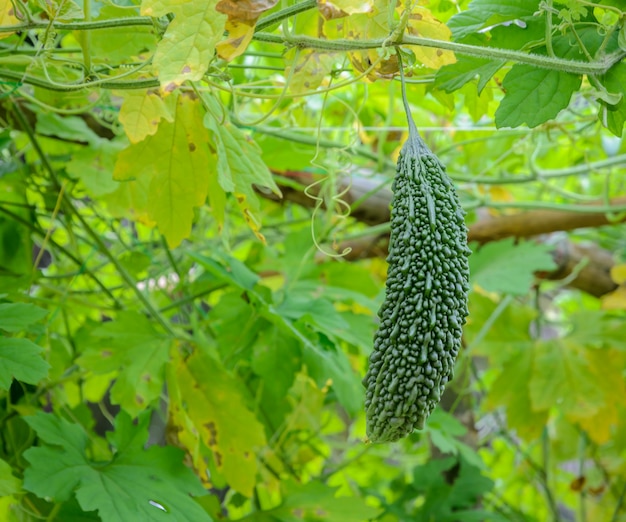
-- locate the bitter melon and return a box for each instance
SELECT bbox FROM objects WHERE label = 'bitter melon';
[363,67,471,443]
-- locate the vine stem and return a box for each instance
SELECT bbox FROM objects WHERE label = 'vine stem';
[0,205,121,307]
[253,32,625,76]
[0,17,154,32]
[10,99,176,336]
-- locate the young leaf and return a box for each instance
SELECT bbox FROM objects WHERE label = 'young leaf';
[23,412,211,522]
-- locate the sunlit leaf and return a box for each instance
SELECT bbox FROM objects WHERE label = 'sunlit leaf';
[114,93,212,247]
[406,8,456,69]
[215,0,278,60]
[142,0,227,89]
[117,89,175,144]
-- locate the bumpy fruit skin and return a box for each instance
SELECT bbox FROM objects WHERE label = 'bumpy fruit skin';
[363,132,471,443]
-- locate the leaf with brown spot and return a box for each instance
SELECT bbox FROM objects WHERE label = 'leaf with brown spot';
[406,8,456,69]
[114,94,213,247]
[216,18,256,61]
[0,0,20,37]
[117,89,176,144]
[215,0,278,60]
[168,349,266,496]
[142,0,227,87]
[285,50,337,94]
[216,0,278,20]
[570,476,586,492]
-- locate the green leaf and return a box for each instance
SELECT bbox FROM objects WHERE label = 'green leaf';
[35,0,83,22]
[66,141,124,197]
[171,350,266,496]
[469,238,556,295]
[142,0,227,88]
[36,113,99,144]
[0,303,47,332]
[0,338,49,390]
[565,310,626,350]
[0,458,20,496]
[435,56,503,94]
[599,62,626,136]
[487,346,549,440]
[448,0,540,40]
[113,93,213,247]
[252,326,302,431]
[410,457,495,521]
[23,412,211,522]
[204,104,281,240]
[495,66,581,128]
[464,293,536,364]
[85,5,157,66]
[266,480,381,522]
[530,340,605,417]
[76,312,171,416]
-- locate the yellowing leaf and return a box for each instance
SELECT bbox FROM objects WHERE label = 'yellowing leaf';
[345,7,397,81]
[216,18,256,61]
[286,50,337,94]
[530,340,626,443]
[170,350,266,497]
[406,8,456,69]
[117,89,175,144]
[0,0,19,38]
[319,0,373,19]
[142,0,227,89]
[113,93,213,247]
[601,285,626,311]
[571,348,626,444]
[215,0,278,60]
[610,263,626,284]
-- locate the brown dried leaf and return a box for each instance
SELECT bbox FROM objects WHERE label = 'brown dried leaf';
[216,0,278,21]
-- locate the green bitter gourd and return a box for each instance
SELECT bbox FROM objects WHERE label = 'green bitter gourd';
[363,66,471,443]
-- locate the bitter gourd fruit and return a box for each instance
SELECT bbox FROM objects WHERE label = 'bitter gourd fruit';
[363,68,471,443]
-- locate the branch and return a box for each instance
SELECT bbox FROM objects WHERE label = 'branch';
[468,198,626,244]
[269,173,622,298]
